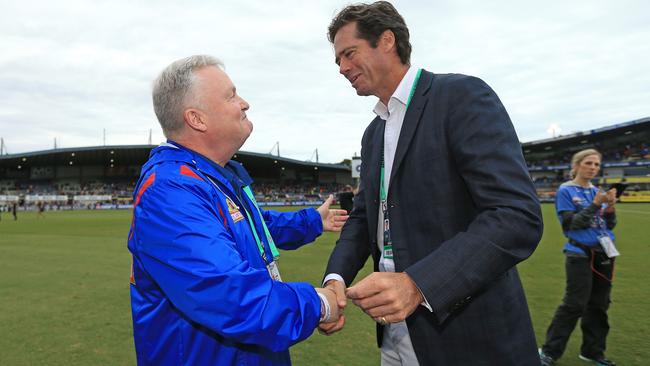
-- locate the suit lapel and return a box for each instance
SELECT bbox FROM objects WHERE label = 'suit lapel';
[365,117,385,243]
[389,70,433,187]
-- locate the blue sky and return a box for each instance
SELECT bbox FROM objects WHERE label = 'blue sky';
[1,0,648,162]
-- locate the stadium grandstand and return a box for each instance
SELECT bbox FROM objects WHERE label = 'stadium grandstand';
[0,145,352,212]
[523,116,650,202]
[1,116,648,212]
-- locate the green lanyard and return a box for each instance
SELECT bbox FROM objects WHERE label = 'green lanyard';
[242,186,280,260]
[380,68,422,201]
[206,175,280,263]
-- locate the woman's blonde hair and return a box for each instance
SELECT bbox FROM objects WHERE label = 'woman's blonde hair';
[570,148,602,179]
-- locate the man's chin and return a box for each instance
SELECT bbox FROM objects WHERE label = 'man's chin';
[243,120,253,132]
[243,125,253,141]
[355,88,371,96]
[236,135,251,152]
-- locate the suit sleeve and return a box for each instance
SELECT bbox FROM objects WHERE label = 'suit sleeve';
[133,176,321,352]
[404,76,543,323]
[261,208,323,250]
[323,128,374,285]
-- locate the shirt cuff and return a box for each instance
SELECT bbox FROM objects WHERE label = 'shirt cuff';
[413,281,433,312]
[420,298,433,312]
[322,273,345,287]
[316,292,328,322]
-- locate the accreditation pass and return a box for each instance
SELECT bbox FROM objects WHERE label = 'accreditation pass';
[267,261,282,282]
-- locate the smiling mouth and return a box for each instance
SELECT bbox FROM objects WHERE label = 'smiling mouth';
[350,74,360,85]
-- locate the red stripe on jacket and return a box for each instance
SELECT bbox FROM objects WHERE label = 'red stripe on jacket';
[178,165,225,226]
[135,173,156,207]
[129,173,156,241]
[180,165,204,181]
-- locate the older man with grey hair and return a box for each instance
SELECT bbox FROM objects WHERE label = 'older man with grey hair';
[127,55,348,365]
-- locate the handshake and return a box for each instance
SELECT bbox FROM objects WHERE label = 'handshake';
[314,272,425,335]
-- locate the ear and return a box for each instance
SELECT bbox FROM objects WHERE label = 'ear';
[378,29,396,52]
[184,108,208,132]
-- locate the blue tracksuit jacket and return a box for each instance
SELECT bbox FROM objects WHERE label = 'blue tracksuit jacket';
[128,141,323,365]
[555,181,616,254]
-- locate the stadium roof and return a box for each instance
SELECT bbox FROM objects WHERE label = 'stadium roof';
[2,116,647,173]
[0,145,350,174]
[522,116,649,149]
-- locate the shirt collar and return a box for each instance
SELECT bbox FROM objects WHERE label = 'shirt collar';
[373,66,418,120]
[565,180,595,189]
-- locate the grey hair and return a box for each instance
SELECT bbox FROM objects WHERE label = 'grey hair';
[152,55,225,138]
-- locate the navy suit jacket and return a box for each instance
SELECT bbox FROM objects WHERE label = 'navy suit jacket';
[325,70,543,365]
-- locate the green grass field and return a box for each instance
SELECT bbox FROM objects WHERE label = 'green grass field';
[0,204,648,365]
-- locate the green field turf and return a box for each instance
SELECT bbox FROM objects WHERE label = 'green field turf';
[0,204,648,365]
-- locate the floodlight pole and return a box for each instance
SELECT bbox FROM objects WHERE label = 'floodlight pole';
[269,141,280,157]
[310,148,319,163]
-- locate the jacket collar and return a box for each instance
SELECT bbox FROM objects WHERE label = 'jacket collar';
[373,66,420,120]
[145,140,253,188]
[389,69,433,185]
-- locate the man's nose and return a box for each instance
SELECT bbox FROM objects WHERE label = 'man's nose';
[240,98,250,111]
[339,59,350,76]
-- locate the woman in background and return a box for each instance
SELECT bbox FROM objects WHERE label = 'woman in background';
[539,149,618,366]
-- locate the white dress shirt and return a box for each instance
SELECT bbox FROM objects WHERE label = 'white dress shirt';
[373,66,418,274]
[325,67,426,365]
[373,66,423,365]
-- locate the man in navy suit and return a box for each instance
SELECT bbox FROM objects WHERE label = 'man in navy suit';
[319,2,543,365]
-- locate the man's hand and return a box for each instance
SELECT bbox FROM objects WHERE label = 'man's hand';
[317,194,349,232]
[318,280,347,335]
[346,272,423,324]
[315,287,341,324]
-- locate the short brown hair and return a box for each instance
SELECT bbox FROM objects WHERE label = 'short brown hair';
[328,1,412,65]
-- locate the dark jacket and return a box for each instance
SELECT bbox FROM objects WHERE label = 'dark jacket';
[325,71,543,365]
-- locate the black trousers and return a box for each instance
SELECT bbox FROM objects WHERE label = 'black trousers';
[542,251,614,359]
